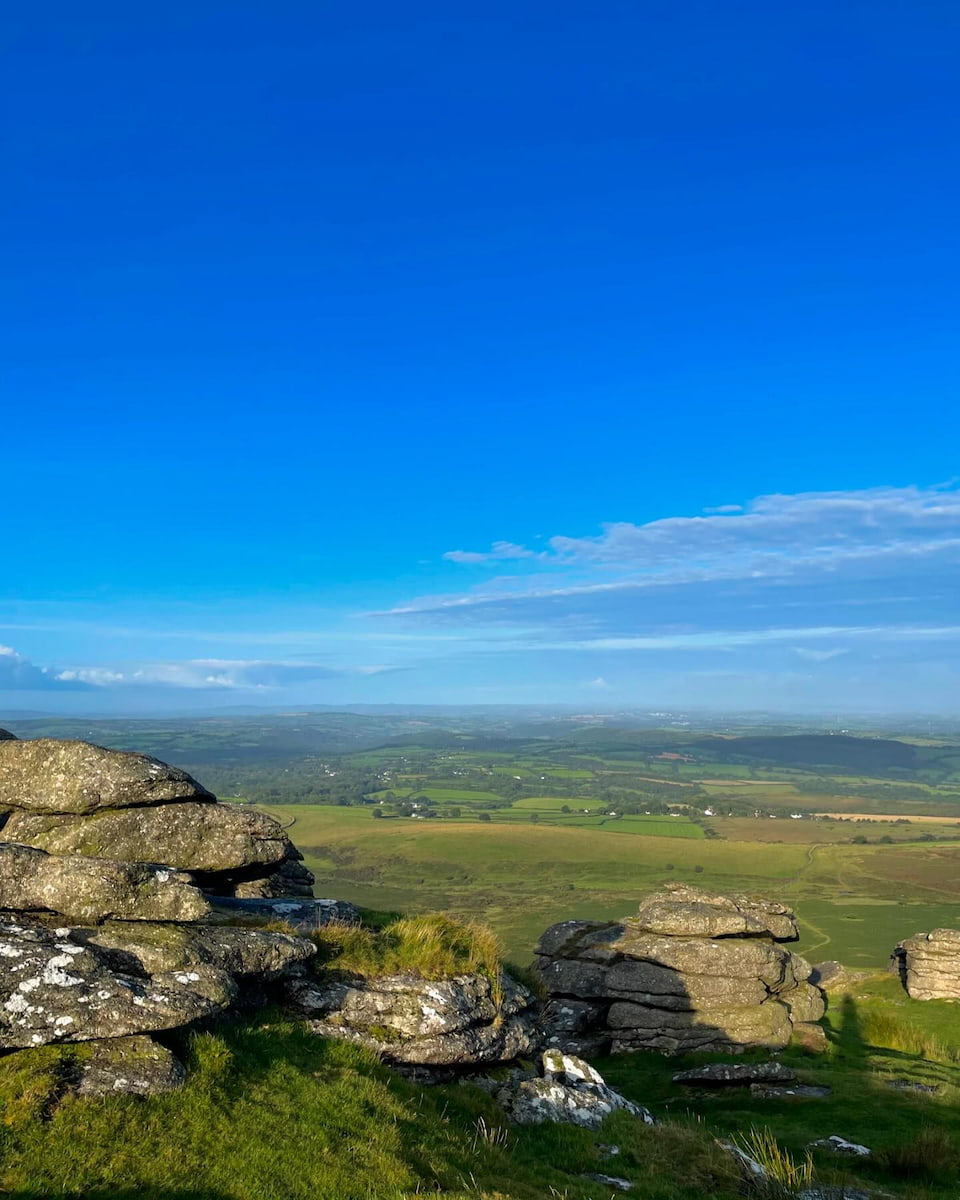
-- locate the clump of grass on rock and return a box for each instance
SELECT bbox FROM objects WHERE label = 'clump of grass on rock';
[312,913,504,981]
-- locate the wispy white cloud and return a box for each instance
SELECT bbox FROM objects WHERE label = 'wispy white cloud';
[443,541,542,565]
[4,651,403,692]
[435,484,960,578]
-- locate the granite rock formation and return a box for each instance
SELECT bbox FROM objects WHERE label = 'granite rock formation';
[0,737,312,901]
[0,736,321,1091]
[537,884,825,1055]
[891,929,960,1000]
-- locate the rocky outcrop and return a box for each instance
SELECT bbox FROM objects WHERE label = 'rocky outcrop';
[0,738,313,901]
[0,737,319,1074]
[0,729,16,741]
[892,929,960,1000]
[537,885,825,1055]
[495,1050,654,1128]
[287,970,540,1068]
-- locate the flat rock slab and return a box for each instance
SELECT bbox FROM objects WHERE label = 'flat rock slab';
[73,920,315,981]
[750,1083,831,1099]
[0,921,233,1049]
[0,739,212,814]
[0,843,210,923]
[673,1061,797,1086]
[633,884,799,941]
[5,802,291,874]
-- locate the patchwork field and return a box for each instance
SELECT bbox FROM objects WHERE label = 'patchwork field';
[267,804,960,967]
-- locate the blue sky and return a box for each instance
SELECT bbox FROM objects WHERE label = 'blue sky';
[4,1,960,714]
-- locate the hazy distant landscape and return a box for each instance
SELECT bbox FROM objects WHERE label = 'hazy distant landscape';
[9,708,960,967]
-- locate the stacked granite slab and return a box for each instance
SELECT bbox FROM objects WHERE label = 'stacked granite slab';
[0,736,314,898]
[536,884,825,1055]
[891,929,960,1000]
[0,734,322,1091]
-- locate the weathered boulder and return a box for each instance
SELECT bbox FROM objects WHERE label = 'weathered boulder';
[537,886,824,1056]
[4,802,292,875]
[76,1035,186,1097]
[0,739,212,814]
[892,929,960,1000]
[287,971,540,1067]
[496,1051,654,1128]
[0,843,211,923]
[70,920,315,982]
[0,921,234,1049]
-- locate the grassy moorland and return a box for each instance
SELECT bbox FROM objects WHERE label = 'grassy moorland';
[270,803,960,965]
[4,964,960,1198]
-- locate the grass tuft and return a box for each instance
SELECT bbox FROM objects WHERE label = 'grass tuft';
[730,1127,814,1193]
[311,914,504,983]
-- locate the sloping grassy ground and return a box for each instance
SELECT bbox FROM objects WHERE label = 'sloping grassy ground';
[602,973,960,1199]
[0,1014,742,1200]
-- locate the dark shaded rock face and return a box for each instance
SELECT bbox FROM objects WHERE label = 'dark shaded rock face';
[286,971,540,1068]
[892,929,960,1000]
[0,843,211,923]
[71,921,316,982]
[536,885,824,1055]
[0,729,16,741]
[0,739,212,814]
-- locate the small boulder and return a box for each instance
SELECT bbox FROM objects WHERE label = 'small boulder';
[0,739,212,814]
[809,1135,871,1157]
[0,843,210,923]
[498,1051,654,1129]
[76,1035,186,1097]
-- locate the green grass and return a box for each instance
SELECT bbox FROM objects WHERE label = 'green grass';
[0,1013,748,1200]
